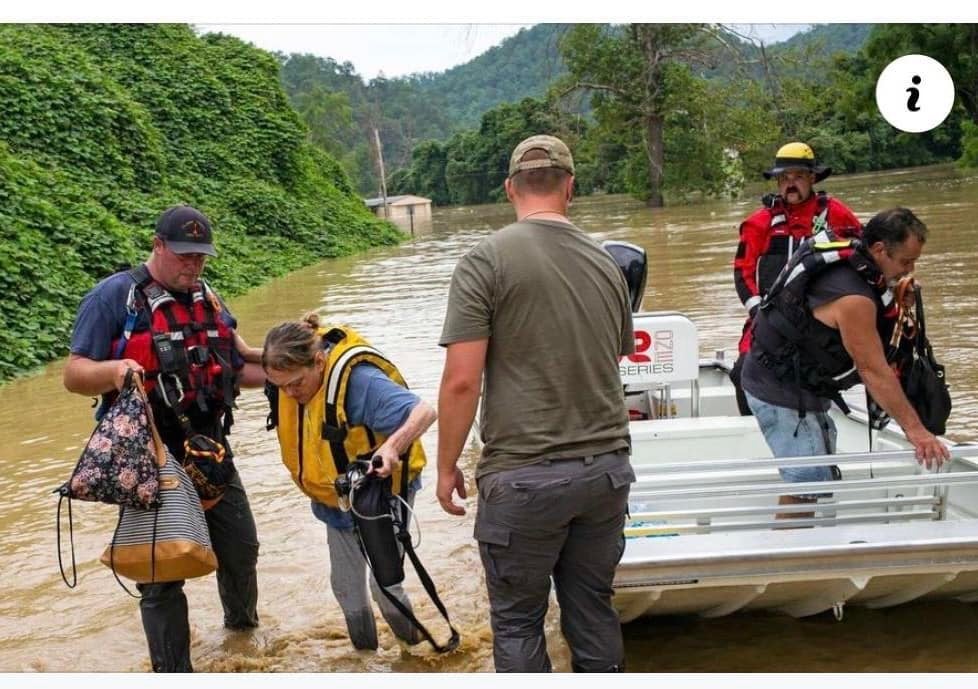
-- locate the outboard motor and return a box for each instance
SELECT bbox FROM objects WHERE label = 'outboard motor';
[602,240,648,312]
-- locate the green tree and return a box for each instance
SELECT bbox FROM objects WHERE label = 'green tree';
[811,25,976,171]
[292,86,359,163]
[863,25,978,125]
[389,140,450,204]
[559,24,720,206]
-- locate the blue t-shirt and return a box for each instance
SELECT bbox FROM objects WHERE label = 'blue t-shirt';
[310,363,422,529]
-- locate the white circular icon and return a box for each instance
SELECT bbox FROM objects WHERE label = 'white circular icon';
[876,55,955,133]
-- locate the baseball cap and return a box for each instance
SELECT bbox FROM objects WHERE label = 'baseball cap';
[508,135,575,178]
[154,205,217,257]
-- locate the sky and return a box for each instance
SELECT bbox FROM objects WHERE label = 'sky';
[197,24,538,80]
[17,0,971,83]
[198,24,811,81]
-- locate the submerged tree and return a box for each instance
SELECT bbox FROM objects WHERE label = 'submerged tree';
[558,24,722,207]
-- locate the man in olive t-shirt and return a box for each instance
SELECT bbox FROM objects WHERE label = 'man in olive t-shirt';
[436,134,635,672]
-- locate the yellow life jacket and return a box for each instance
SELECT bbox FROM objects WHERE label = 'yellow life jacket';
[273,325,427,507]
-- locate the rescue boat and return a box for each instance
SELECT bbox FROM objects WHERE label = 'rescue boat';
[616,309,978,621]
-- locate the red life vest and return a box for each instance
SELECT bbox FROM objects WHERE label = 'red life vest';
[111,264,239,419]
[735,192,861,354]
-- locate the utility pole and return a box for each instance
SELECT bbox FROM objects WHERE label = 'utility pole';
[373,128,389,219]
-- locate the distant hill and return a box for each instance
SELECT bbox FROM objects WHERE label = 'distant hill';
[409,24,874,130]
[776,24,873,55]
[407,24,571,131]
[700,24,874,82]
[277,23,874,194]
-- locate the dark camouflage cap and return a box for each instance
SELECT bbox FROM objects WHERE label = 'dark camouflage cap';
[508,135,575,178]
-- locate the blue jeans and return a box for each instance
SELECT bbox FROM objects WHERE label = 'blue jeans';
[745,391,837,499]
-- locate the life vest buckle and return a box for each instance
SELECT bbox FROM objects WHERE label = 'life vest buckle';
[187,344,210,367]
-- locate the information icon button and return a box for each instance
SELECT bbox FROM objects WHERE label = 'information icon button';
[875,54,955,133]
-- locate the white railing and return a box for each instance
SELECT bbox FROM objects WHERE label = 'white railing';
[626,446,978,535]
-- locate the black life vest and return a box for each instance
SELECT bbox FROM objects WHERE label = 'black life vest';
[752,236,899,413]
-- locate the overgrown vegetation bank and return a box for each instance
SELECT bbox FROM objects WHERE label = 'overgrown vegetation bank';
[0,24,403,383]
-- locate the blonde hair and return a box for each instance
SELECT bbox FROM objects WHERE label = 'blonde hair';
[262,311,322,371]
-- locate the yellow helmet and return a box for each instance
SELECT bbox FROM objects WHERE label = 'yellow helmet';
[763,141,831,182]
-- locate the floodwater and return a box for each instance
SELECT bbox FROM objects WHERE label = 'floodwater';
[2,163,977,672]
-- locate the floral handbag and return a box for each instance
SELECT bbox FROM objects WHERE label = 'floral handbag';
[56,370,166,587]
[60,370,165,508]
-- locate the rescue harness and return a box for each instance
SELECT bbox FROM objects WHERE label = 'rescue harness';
[106,264,240,506]
[753,231,899,417]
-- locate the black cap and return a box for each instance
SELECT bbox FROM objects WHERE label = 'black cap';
[155,205,217,257]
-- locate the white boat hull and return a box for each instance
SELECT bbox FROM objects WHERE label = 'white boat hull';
[614,313,978,620]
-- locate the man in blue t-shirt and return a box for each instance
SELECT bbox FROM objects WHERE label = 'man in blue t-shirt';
[64,205,265,672]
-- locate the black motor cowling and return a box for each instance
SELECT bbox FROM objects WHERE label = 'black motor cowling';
[602,240,648,313]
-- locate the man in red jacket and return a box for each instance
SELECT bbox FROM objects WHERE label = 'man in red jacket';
[731,142,862,414]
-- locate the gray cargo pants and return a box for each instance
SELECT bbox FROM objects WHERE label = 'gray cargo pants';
[474,450,634,672]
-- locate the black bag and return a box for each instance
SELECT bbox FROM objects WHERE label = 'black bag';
[351,473,404,587]
[901,285,951,435]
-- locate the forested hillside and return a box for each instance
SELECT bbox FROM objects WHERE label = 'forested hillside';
[276,24,570,195]
[410,24,571,131]
[776,24,873,56]
[276,23,874,197]
[0,24,402,382]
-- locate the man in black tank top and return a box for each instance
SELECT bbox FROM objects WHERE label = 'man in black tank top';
[742,208,949,518]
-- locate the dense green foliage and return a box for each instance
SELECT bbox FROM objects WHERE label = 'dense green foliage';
[0,24,402,382]
[961,120,978,169]
[388,97,581,205]
[775,24,977,177]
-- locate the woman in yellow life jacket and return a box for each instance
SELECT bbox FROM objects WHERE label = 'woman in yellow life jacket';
[262,313,434,650]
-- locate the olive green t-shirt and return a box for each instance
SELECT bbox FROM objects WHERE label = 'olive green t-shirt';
[440,219,634,478]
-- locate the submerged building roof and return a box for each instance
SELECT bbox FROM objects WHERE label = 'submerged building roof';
[364,195,431,208]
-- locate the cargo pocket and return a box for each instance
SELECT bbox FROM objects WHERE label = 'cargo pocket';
[605,464,636,491]
[474,520,511,584]
[509,476,572,507]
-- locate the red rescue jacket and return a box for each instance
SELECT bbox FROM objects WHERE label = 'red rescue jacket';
[733,192,862,353]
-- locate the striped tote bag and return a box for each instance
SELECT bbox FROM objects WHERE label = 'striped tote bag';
[101,448,217,583]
